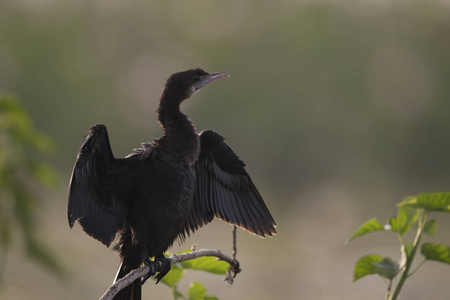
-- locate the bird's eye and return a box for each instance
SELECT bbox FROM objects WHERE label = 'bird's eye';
[193,75,201,82]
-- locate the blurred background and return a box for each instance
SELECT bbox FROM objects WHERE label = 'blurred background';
[1,0,450,299]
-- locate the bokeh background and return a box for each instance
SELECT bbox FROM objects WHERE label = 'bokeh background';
[2,0,450,299]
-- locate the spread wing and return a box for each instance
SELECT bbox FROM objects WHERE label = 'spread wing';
[186,130,276,237]
[68,124,127,247]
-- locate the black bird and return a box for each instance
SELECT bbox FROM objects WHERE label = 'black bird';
[68,68,276,300]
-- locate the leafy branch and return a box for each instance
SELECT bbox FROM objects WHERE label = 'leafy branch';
[349,192,450,300]
[100,248,240,300]
[102,226,240,300]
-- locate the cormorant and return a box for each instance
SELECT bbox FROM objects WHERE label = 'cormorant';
[67,68,276,300]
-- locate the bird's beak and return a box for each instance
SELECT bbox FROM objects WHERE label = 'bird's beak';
[195,72,230,90]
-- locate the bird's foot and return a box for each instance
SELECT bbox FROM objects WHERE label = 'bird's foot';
[154,257,171,284]
[140,257,171,285]
[141,258,157,286]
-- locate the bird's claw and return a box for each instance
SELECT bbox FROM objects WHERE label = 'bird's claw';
[155,257,171,284]
[141,259,157,286]
[140,257,171,285]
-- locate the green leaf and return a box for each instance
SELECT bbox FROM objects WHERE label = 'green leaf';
[178,250,228,275]
[423,219,437,235]
[181,256,228,275]
[388,217,397,231]
[395,206,419,235]
[353,254,383,282]
[399,192,450,212]
[372,257,399,280]
[160,264,185,287]
[421,243,450,264]
[404,243,414,259]
[400,196,416,205]
[395,208,409,235]
[188,282,205,300]
[348,218,384,242]
[188,281,219,300]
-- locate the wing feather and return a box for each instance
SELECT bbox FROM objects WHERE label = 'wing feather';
[187,130,276,238]
[68,124,127,247]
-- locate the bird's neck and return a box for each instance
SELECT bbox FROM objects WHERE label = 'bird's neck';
[157,98,199,164]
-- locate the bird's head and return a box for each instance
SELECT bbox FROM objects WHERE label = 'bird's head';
[162,68,229,103]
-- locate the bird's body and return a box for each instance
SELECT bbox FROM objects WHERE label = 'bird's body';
[68,69,276,300]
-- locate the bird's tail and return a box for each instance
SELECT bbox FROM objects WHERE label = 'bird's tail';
[113,223,142,300]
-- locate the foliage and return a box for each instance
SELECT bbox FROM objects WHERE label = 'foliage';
[349,192,450,300]
[0,93,63,280]
[159,249,228,300]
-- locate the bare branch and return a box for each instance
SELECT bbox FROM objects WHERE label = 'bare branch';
[225,226,239,285]
[99,249,240,300]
